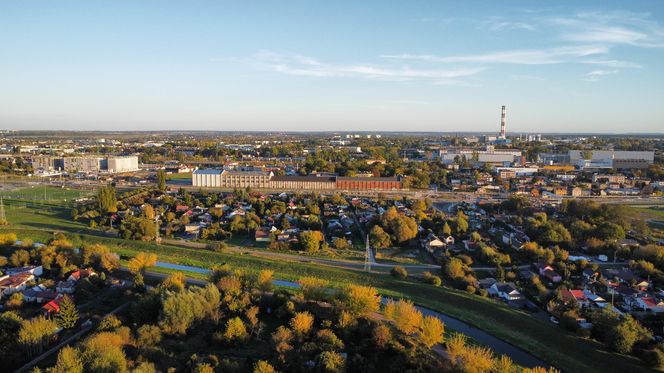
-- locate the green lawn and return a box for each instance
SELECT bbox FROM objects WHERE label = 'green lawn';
[0,186,93,202]
[166,172,192,181]
[0,198,652,373]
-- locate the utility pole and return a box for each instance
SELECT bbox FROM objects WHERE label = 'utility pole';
[155,217,161,244]
[0,197,6,224]
[364,234,370,271]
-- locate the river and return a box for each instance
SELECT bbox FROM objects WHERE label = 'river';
[155,261,547,367]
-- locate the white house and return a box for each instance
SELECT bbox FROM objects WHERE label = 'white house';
[489,282,523,301]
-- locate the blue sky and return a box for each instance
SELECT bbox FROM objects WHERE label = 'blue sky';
[1,1,663,133]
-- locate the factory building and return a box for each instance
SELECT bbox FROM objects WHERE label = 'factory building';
[270,175,336,190]
[569,150,654,169]
[192,169,402,191]
[107,156,139,173]
[436,146,522,166]
[32,155,139,173]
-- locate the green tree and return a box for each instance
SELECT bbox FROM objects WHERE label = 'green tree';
[10,249,30,267]
[97,186,118,214]
[136,324,162,350]
[157,169,166,191]
[55,296,79,329]
[317,351,345,373]
[49,346,83,373]
[19,316,57,357]
[98,315,122,332]
[442,221,452,236]
[369,225,391,249]
[455,212,469,235]
[609,314,652,354]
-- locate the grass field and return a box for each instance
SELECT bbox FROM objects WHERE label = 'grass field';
[0,195,652,373]
[166,172,192,180]
[0,186,94,202]
[625,205,664,239]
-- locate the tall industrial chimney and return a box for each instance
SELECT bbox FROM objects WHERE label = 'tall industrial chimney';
[500,105,507,139]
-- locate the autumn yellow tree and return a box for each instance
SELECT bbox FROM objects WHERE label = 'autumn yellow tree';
[160,272,186,292]
[458,345,495,373]
[445,332,467,364]
[18,316,57,357]
[127,252,157,286]
[419,315,445,348]
[223,317,248,345]
[298,276,329,301]
[290,311,314,336]
[522,368,561,373]
[384,299,422,335]
[253,360,277,373]
[49,346,83,373]
[339,285,380,317]
[257,269,274,292]
[493,355,515,373]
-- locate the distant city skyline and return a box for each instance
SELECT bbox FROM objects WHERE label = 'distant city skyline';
[1,1,663,133]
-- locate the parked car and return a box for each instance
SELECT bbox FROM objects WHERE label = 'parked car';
[549,316,559,325]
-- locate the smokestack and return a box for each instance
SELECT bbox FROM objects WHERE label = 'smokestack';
[500,105,507,139]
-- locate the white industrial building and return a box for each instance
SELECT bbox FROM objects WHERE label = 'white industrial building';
[107,156,139,173]
[569,150,654,164]
[436,146,522,166]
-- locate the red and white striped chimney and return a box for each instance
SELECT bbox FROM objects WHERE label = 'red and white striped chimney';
[500,105,507,139]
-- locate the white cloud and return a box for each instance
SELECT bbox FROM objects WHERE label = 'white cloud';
[254,52,485,83]
[381,45,609,65]
[580,59,642,68]
[553,11,664,48]
[481,17,536,31]
[584,69,619,82]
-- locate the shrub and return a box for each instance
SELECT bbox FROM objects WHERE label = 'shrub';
[390,266,408,279]
[422,271,442,286]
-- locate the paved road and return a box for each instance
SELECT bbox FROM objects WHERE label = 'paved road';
[161,238,440,272]
[16,302,130,373]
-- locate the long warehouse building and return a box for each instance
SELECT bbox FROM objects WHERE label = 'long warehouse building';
[192,169,402,190]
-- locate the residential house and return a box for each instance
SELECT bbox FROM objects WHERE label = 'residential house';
[423,233,445,253]
[255,227,272,242]
[634,296,664,313]
[489,282,523,301]
[67,269,97,283]
[536,264,562,283]
[5,265,43,277]
[561,289,590,308]
[22,289,58,303]
[56,280,76,294]
[0,272,35,297]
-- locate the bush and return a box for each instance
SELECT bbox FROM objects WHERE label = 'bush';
[422,271,441,286]
[391,266,408,279]
[207,241,227,252]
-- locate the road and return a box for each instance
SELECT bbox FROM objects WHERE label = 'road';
[160,238,440,273]
[15,302,130,373]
